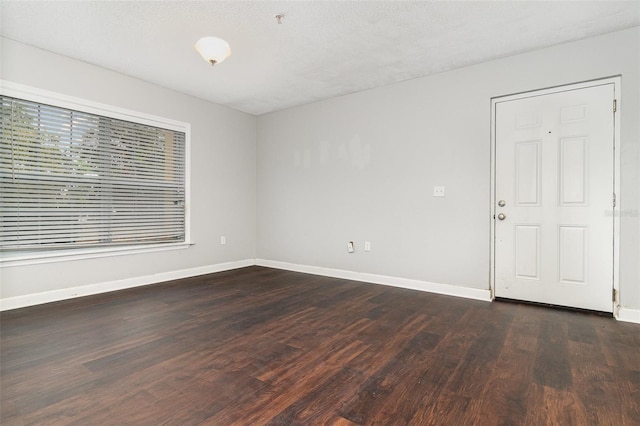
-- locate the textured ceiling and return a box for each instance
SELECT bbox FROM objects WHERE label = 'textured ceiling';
[1,1,639,115]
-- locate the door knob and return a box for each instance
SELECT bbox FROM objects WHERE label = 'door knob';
[498,200,506,207]
[497,213,506,220]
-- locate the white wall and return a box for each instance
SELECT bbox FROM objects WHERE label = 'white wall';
[256,27,640,310]
[0,38,257,302]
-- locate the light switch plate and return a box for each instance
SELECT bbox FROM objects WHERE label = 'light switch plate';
[433,186,445,197]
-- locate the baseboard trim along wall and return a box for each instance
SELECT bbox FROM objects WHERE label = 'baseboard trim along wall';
[4,259,636,321]
[255,259,492,302]
[0,259,254,311]
[617,307,640,324]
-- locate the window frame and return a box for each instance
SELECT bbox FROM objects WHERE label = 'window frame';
[0,81,192,267]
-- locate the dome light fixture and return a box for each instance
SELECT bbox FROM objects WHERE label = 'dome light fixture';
[195,36,231,66]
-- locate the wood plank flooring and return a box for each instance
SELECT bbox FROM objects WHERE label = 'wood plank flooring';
[1,266,639,425]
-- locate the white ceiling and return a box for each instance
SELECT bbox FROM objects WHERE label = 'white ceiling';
[2,1,639,115]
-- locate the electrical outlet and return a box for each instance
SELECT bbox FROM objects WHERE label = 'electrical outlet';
[347,241,354,253]
[220,236,226,245]
[364,241,371,252]
[433,186,445,197]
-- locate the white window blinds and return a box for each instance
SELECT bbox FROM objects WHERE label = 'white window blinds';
[0,95,186,252]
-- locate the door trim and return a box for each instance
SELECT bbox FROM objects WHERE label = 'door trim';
[489,77,621,317]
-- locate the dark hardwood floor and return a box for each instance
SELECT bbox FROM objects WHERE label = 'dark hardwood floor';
[1,266,639,425]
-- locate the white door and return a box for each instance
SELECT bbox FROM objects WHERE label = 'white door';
[494,83,615,312]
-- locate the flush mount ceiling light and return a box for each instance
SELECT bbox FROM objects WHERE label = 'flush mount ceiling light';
[194,36,231,66]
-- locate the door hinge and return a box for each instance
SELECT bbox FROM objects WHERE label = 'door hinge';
[613,99,617,112]
[612,288,617,302]
[613,193,617,208]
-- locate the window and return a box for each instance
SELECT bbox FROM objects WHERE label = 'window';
[0,83,190,264]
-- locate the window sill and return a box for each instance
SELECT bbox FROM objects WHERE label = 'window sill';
[0,242,194,267]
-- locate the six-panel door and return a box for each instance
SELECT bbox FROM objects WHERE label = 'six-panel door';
[494,83,615,312]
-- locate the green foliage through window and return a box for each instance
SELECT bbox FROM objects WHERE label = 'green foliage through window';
[0,96,186,251]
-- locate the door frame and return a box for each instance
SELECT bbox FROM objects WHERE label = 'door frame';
[489,77,621,316]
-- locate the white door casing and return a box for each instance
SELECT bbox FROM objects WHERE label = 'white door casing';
[492,80,618,313]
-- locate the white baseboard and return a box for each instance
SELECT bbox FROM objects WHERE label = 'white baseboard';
[7,258,631,322]
[0,259,254,311]
[255,259,492,302]
[617,307,640,324]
